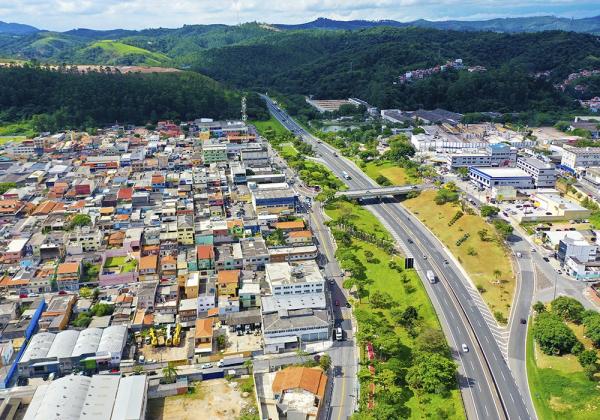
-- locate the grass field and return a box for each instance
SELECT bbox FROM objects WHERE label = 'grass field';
[82,40,170,66]
[364,161,418,185]
[104,256,137,273]
[403,190,515,321]
[251,117,288,137]
[527,322,600,420]
[325,201,465,419]
[324,200,392,242]
[0,120,36,138]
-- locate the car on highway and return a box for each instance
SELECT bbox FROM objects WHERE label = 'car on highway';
[201,363,213,369]
[333,152,338,157]
[520,318,527,324]
[422,254,427,259]
[407,238,413,243]
[461,344,469,353]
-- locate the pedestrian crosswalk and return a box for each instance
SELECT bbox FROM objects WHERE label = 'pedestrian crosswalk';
[466,285,510,359]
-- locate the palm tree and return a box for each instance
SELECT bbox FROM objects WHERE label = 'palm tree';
[162,362,178,384]
[493,269,502,282]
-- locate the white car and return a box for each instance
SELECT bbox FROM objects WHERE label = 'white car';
[461,344,469,353]
[202,363,213,369]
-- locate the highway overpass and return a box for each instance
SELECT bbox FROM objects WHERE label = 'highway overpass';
[335,185,422,199]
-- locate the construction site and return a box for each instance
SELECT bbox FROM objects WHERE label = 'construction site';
[136,324,192,364]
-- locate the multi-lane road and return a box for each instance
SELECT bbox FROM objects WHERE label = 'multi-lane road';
[262,95,533,420]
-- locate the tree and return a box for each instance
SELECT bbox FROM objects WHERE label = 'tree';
[582,311,600,347]
[319,354,332,371]
[434,188,459,205]
[69,213,92,229]
[375,175,392,186]
[532,301,546,313]
[414,328,450,356]
[79,286,93,299]
[216,335,227,350]
[477,229,490,241]
[456,167,469,179]
[493,269,502,281]
[480,205,500,218]
[406,353,457,394]
[533,312,578,355]
[0,182,16,195]
[90,303,114,317]
[551,296,585,324]
[72,313,92,328]
[493,220,513,240]
[369,290,394,309]
[162,362,178,384]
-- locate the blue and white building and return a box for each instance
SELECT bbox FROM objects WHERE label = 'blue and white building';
[469,167,534,189]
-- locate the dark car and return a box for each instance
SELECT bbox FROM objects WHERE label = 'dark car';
[543,257,550,262]
[345,302,351,308]
[520,318,527,325]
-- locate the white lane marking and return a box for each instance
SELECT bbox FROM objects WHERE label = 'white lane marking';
[500,370,506,381]
[484,405,490,417]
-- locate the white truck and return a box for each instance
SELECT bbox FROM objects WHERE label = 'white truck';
[217,355,245,368]
[426,270,436,284]
[341,171,351,180]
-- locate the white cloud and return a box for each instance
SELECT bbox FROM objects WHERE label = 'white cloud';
[0,0,597,30]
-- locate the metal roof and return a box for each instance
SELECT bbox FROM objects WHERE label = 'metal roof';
[21,332,55,363]
[111,376,147,420]
[71,328,103,357]
[97,325,127,355]
[46,330,80,359]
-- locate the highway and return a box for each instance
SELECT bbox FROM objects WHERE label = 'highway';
[262,95,532,420]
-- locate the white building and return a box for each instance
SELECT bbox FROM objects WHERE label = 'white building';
[517,157,556,188]
[265,261,325,296]
[469,167,534,189]
[558,237,597,264]
[561,145,600,172]
[446,152,491,169]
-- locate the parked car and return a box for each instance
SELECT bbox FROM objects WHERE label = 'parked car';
[202,363,213,369]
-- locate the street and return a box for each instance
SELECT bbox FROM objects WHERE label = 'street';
[262,95,532,420]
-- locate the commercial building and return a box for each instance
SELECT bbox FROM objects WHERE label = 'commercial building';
[23,374,148,420]
[18,325,128,378]
[561,146,600,172]
[252,189,297,216]
[271,366,328,419]
[202,144,228,164]
[469,167,534,189]
[265,261,324,296]
[558,236,597,264]
[517,157,556,188]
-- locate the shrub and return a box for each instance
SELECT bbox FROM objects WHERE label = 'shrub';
[448,211,464,226]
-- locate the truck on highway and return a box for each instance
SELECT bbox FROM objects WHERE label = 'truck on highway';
[217,355,246,368]
[341,171,351,180]
[426,270,436,284]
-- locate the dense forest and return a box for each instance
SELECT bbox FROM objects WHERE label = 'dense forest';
[0,65,266,132]
[2,24,600,121]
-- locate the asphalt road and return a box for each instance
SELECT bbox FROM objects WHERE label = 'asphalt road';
[262,95,532,420]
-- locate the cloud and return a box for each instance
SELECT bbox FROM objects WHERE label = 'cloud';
[1,0,597,30]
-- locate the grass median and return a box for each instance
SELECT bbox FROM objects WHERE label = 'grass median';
[326,199,465,419]
[403,190,515,323]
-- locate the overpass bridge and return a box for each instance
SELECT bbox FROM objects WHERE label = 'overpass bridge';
[334,185,422,199]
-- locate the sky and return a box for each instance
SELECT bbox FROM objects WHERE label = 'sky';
[1,0,599,31]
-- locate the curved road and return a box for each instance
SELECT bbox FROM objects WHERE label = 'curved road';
[262,95,532,420]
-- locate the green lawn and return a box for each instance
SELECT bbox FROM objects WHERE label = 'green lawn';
[104,256,137,273]
[326,201,465,419]
[324,200,392,242]
[252,116,288,137]
[280,143,298,158]
[527,322,600,420]
[364,161,419,185]
[403,190,515,322]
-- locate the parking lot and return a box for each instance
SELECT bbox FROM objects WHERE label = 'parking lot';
[224,328,262,354]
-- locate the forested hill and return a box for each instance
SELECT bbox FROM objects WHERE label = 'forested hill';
[191,27,599,113]
[274,16,600,34]
[0,65,267,132]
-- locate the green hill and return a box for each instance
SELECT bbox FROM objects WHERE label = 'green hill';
[75,40,171,66]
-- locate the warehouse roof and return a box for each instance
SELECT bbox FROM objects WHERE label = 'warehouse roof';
[71,328,103,357]
[97,325,127,355]
[46,330,79,359]
[21,332,55,363]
